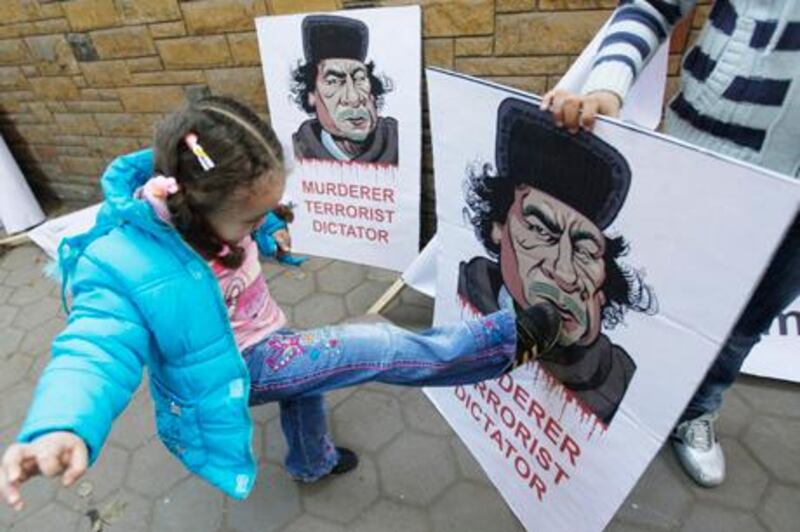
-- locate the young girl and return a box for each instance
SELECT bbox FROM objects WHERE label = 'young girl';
[0,96,560,509]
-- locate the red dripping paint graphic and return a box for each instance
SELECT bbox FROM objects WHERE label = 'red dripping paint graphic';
[458,295,482,319]
[297,156,398,171]
[532,364,608,441]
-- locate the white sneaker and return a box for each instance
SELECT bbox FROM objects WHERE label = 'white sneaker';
[670,413,725,488]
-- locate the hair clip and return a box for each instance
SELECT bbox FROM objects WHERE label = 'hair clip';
[185,133,215,171]
[273,202,295,223]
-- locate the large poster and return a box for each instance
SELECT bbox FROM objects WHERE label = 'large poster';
[256,7,421,271]
[424,69,800,531]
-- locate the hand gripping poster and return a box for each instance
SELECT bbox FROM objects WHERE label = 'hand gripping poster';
[256,7,421,271]
[424,69,800,531]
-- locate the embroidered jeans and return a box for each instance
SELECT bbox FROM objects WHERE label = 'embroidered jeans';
[243,311,516,481]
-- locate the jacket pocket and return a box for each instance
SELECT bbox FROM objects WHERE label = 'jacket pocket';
[150,378,208,469]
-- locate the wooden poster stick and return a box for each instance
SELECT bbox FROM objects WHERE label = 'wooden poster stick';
[0,232,30,247]
[366,277,406,315]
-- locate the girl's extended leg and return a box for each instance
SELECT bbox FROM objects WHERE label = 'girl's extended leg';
[247,310,516,404]
[277,395,339,481]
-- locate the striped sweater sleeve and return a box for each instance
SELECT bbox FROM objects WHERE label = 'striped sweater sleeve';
[582,0,699,101]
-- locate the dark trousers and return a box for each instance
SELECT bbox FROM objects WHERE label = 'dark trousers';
[682,212,800,421]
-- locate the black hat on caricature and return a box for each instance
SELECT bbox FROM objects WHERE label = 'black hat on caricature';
[495,97,631,230]
[302,15,369,65]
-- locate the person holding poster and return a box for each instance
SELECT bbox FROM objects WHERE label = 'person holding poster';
[290,14,398,165]
[0,96,561,511]
[542,0,800,487]
[459,98,657,426]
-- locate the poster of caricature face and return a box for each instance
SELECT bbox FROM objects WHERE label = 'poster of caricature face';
[256,7,421,271]
[424,69,800,531]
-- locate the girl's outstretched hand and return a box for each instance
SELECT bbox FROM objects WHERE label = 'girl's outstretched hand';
[0,431,88,511]
[540,89,622,133]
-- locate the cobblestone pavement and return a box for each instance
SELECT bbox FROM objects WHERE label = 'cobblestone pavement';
[0,244,798,532]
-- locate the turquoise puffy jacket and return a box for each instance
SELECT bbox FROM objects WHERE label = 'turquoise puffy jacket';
[17,149,288,499]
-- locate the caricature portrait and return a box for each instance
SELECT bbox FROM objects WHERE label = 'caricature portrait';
[459,98,657,425]
[290,15,398,165]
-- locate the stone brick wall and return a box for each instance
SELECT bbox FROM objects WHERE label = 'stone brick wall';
[0,0,710,240]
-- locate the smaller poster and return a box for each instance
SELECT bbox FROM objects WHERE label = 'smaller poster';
[257,7,422,271]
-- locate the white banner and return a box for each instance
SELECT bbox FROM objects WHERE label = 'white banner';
[256,7,422,271]
[744,298,800,382]
[0,135,45,234]
[401,232,437,297]
[424,68,800,531]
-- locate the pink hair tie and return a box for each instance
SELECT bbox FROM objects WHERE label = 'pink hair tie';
[145,175,179,199]
[140,175,179,223]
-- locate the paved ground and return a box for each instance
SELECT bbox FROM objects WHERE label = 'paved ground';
[0,243,798,532]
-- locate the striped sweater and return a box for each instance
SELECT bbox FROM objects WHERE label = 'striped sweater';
[582,0,800,178]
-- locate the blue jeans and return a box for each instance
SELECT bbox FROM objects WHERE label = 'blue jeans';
[682,213,800,421]
[242,311,516,481]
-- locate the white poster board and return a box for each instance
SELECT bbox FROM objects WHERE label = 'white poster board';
[0,135,45,234]
[27,204,102,259]
[256,6,422,271]
[424,68,800,531]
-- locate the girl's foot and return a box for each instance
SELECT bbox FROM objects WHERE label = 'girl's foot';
[511,302,562,370]
[330,447,359,475]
